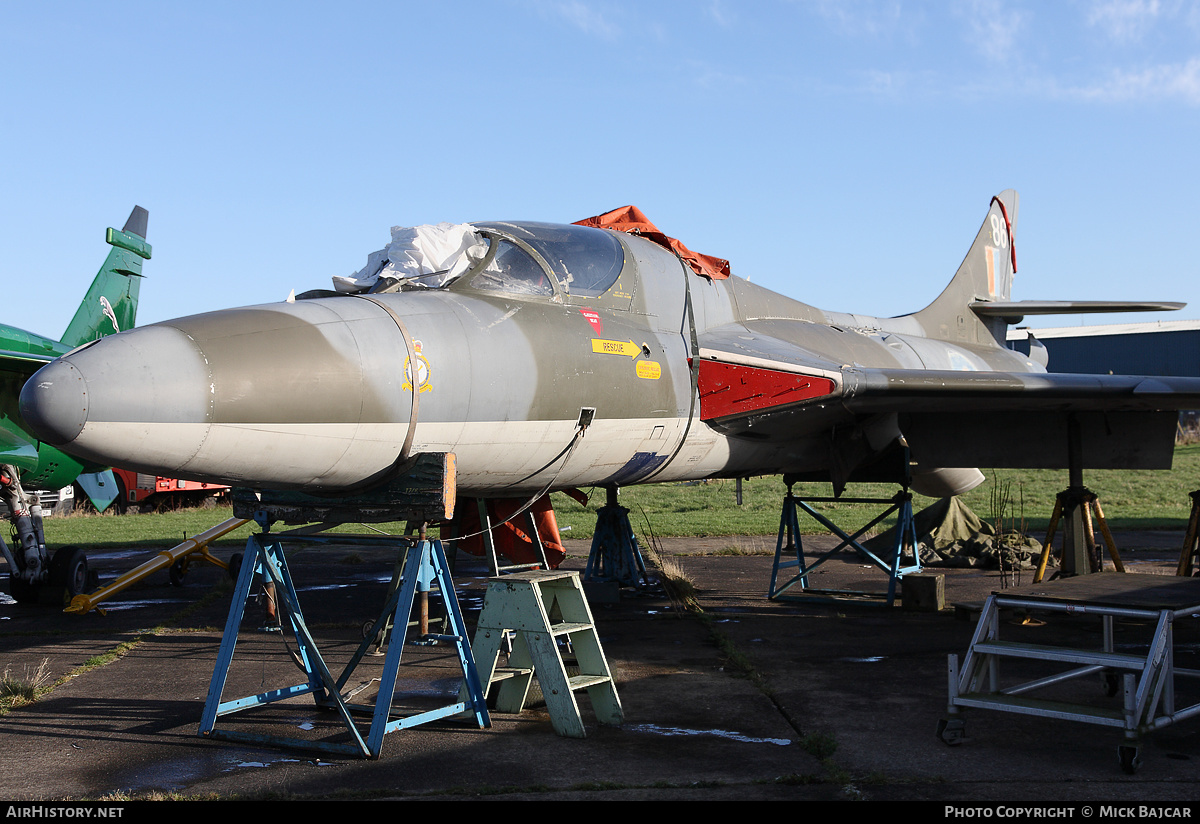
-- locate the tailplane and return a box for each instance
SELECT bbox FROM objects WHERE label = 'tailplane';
[908,190,1184,347]
[60,206,150,348]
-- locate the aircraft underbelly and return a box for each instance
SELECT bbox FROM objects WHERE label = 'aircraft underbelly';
[415,417,704,492]
[65,421,404,489]
[63,415,719,493]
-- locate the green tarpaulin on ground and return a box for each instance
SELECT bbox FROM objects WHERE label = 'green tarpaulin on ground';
[866,496,1043,569]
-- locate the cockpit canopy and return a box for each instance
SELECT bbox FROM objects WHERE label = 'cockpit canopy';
[472,222,625,298]
[327,221,627,301]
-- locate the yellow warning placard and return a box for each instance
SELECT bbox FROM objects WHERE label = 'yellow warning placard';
[636,360,661,380]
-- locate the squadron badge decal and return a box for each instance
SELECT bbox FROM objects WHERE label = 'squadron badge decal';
[403,339,433,394]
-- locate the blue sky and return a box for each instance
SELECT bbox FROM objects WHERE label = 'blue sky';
[3,1,1199,338]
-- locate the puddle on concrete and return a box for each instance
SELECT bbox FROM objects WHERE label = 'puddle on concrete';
[112,747,322,793]
[838,656,886,663]
[86,549,163,563]
[307,571,399,589]
[221,751,308,772]
[297,582,360,592]
[628,723,791,746]
[77,597,188,612]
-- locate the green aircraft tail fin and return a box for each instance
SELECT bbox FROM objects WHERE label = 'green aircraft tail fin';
[60,206,151,348]
[906,190,1018,348]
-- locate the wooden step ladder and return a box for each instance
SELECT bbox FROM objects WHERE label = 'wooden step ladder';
[470,570,623,738]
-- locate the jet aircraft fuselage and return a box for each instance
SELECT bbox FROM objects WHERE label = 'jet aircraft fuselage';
[20,193,1199,502]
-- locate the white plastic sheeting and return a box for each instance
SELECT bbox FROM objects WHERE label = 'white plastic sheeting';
[333,222,489,293]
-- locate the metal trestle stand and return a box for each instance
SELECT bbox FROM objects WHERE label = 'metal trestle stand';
[769,482,920,606]
[199,514,489,758]
[584,486,651,588]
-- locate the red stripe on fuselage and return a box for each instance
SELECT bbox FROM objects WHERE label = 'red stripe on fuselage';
[697,360,836,421]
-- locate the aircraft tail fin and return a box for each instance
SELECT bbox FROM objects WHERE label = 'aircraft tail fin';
[907,190,1018,347]
[60,206,151,349]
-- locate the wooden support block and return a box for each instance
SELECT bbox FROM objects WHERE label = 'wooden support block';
[902,572,945,612]
[233,452,456,525]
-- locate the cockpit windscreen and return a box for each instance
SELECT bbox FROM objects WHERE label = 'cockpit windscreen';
[474,222,625,297]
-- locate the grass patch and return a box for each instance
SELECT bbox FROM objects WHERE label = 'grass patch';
[638,537,701,613]
[79,639,142,671]
[1,658,52,710]
[548,443,1200,539]
[799,730,839,759]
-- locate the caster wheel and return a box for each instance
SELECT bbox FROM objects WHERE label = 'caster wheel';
[1118,744,1142,774]
[936,717,966,746]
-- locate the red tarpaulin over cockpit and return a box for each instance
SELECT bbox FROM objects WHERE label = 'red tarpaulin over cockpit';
[574,205,730,280]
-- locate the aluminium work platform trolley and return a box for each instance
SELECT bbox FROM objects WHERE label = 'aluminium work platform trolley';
[940,573,1200,773]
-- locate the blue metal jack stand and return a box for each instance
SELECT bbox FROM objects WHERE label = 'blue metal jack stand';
[769,484,921,606]
[584,486,651,587]
[199,514,490,758]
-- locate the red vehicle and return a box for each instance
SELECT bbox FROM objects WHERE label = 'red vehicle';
[110,468,229,513]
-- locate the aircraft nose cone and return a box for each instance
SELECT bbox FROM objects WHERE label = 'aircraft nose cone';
[19,326,214,469]
[19,359,89,445]
[17,298,419,489]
